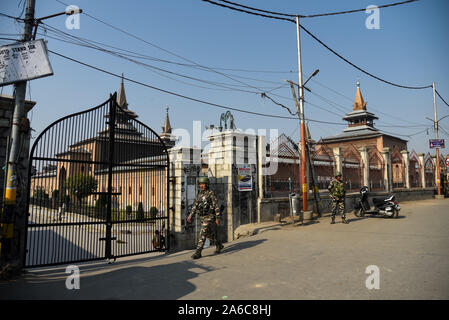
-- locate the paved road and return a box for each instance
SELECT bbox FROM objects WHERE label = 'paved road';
[1,198,449,299]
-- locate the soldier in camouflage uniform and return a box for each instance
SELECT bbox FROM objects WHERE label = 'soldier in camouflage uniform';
[187,176,224,259]
[328,171,348,224]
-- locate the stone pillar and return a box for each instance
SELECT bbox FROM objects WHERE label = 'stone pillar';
[168,146,202,233]
[359,147,369,188]
[401,150,410,189]
[333,147,342,178]
[382,147,392,192]
[257,135,267,223]
[208,130,257,242]
[431,155,437,187]
[418,153,426,188]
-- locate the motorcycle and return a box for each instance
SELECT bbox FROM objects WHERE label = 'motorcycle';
[354,186,400,218]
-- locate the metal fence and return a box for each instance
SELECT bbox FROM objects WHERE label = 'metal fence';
[25,94,169,267]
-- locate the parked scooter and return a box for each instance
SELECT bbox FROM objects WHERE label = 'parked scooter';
[354,186,400,218]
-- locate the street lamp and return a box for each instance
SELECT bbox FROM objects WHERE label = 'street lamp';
[303,69,319,87]
[32,7,83,40]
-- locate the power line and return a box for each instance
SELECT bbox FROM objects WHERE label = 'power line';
[0,12,24,20]
[436,90,449,108]
[53,0,288,99]
[309,78,428,127]
[42,20,439,129]
[380,126,431,138]
[39,24,284,94]
[216,0,296,18]
[39,22,286,85]
[260,92,297,116]
[298,24,432,90]
[203,0,433,90]
[48,49,300,120]
[201,0,295,22]
[216,0,419,18]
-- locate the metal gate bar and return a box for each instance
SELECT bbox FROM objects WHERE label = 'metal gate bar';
[25,94,169,267]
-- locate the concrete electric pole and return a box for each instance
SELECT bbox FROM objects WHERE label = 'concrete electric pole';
[1,0,36,272]
[295,16,308,212]
[432,82,443,197]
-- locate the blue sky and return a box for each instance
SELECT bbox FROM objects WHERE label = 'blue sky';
[1,0,448,155]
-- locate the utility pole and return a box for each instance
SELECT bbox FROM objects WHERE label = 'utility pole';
[433,81,441,196]
[295,16,308,212]
[1,0,35,271]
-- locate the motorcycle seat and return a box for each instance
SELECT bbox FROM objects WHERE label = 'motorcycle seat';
[372,197,387,205]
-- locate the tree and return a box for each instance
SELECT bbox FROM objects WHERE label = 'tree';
[137,202,144,221]
[33,186,49,200]
[65,174,98,203]
[149,206,158,219]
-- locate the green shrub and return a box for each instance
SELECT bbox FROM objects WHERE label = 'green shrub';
[33,187,49,200]
[95,194,107,209]
[137,202,145,221]
[51,189,59,200]
[65,174,98,203]
[149,206,158,219]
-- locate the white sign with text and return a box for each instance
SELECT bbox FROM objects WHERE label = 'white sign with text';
[0,39,54,86]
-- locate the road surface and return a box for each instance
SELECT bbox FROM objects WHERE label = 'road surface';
[1,198,449,299]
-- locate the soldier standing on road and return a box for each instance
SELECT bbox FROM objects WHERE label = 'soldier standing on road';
[187,176,224,259]
[328,172,348,224]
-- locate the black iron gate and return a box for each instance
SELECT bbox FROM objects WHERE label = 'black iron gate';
[25,94,169,267]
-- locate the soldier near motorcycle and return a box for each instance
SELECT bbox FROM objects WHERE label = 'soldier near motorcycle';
[187,176,224,259]
[328,171,348,224]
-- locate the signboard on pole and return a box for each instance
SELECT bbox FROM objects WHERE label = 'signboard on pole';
[0,39,53,86]
[429,139,445,149]
[237,164,252,191]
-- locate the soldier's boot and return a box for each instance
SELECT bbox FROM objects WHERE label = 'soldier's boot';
[342,217,349,224]
[330,216,335,224]
[191,249,202,259]
[215,242,224,254]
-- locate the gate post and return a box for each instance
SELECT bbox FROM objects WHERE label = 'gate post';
[105,94,117,259]
[208,130,257,242]
[168,146,201,251]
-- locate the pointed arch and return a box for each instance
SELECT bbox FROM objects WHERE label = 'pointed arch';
[313,144,336,190]
[424,153,435,187]
[368,147,385,190]
[409,149,422,188]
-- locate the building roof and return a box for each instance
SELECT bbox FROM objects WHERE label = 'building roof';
[342,109,378,122]
[320,127,407,143]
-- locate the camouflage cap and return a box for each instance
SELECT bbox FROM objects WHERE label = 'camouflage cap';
[335,171,342,177]
[198,176,210,184]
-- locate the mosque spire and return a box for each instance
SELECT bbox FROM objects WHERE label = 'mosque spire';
[117,73,128,109]
[162,105,172,134]
[353,80,367,111]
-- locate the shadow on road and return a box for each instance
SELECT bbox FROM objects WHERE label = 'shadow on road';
[0,260,214,300]
[361,215,406,219]
[221,239,266,255]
